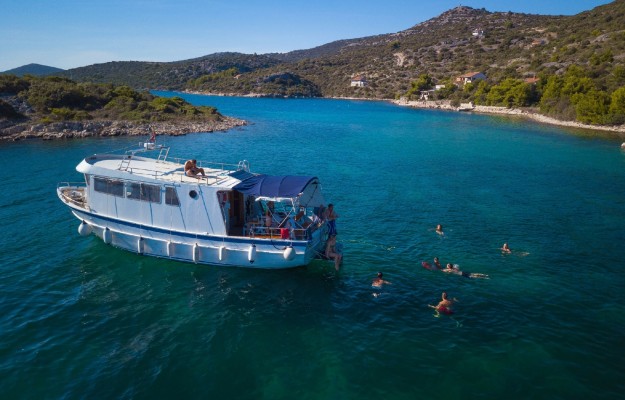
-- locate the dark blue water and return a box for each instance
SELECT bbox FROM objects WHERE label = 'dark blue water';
[1,94,624,399]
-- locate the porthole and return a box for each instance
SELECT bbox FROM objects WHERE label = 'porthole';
[189,190,198,199]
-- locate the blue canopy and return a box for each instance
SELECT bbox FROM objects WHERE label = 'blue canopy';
[232,175,325,207]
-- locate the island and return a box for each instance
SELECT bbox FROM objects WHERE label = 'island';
[0,75,246,141]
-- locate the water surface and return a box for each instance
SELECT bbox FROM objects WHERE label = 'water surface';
[1,94,624,399]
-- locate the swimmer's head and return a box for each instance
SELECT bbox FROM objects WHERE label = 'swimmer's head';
[442,292,448,299]
[377,272,383,278]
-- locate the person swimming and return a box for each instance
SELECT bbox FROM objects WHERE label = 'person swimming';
[372,272,391,288]
[442,263,489,279]
[429,292,457,316]
[435,224,444,235]
[501,243,511,254]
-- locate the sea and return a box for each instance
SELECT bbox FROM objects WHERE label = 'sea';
[1,93,624,400]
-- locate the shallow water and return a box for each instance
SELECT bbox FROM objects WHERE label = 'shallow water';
[1,94,624,399]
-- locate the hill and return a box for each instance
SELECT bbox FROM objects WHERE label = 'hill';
[59,53,283,90]
[2,63,64,77]
[44,1,625,125]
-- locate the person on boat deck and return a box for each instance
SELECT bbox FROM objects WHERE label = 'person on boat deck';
[323,203,338,236]
[435,224,444,235]
[501,243,512,254]
[184,159,205,177]
[372,272,391,288]
[264,210,273,228]
[430,292,457,315]
[442,263,489,279]
[325,235,342,271]
[433,257,442,269]
[294,210,310,228]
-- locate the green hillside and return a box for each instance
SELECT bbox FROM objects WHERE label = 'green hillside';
[59,53,283,90]
[0,75,222,124]
[44,1,625,125]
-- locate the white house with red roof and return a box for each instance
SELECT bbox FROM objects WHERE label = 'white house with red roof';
[350,75,367,87]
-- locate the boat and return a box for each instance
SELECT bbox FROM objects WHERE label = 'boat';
[57,139,330,269]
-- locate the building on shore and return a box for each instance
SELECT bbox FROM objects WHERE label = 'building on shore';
[350,75,367,87]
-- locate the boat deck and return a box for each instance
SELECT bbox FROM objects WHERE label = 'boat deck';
[83,153,244,187]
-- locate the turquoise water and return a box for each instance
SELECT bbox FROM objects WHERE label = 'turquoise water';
[1,94,624,399]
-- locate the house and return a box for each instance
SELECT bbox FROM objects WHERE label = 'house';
[419,90,435,100]
[350,75,367,87]
[524,77,540,85]
[455,72,486,86]
[472,28,485,38]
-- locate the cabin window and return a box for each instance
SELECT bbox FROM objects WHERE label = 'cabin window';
[141,184,161,203]
[126,183,142,200]
[189,190,198,199]
[126,182,161,203]
[94,177,124,197]
[165,187,180,206]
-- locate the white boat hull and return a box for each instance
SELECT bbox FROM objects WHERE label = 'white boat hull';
[71,210,324,269]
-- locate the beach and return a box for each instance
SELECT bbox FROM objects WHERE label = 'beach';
[393,99,625,135]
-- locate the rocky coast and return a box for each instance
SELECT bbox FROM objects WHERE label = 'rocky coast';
[0,117,247,142]
[393,99,625,136]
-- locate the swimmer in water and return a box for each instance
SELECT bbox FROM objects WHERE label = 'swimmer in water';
[372,272,391,288]
[429,292,457,316]
[501,243,511,254]
[435,224,444,235]
[442,263,489,279]
[433,257,442,269]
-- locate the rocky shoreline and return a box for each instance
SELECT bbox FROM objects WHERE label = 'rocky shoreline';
[0,117,247,142]
[393,99,625,136]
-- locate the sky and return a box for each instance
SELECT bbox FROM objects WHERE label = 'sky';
[0,0,615,72]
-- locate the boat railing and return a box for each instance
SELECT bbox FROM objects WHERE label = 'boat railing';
[166,157,244,173]
[57,181,86,189]
[123,165,231,184]
[243,221,322,241]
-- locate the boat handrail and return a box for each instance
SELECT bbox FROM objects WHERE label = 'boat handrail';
[166,157,243,173]
[122,165,232,184]
[57,181,87,189]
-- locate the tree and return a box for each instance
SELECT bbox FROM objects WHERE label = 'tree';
[405,74,434,99]
[573,89,610,124]
[486,78,530,107]
[608,86,625,124]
